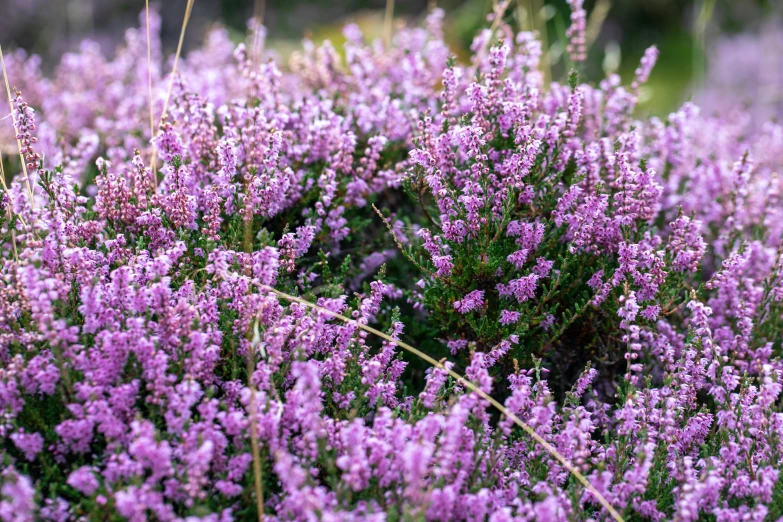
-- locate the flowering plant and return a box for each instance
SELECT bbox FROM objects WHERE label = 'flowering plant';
[1,3,783,521]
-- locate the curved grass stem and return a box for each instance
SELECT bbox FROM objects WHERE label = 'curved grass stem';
[145,0,156,184]
[149,0,196,178]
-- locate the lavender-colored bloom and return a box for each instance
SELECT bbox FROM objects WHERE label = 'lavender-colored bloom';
[499,309,521,325]
[66,466,100,496]
[11,88,41,172]
[9,430,43,461]
[632,46,659,90]
[566,0,587,63]
[453,290,484,314]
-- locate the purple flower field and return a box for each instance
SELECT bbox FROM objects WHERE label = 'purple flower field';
[2,1,783,521]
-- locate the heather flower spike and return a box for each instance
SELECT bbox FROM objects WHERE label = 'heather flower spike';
[1,45,36,207]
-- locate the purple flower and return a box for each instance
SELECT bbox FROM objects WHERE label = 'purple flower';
[499,309,521,325]
[10,430,43,461]
[566,0,587,63]
[453,290,484,314]
[67,467,99,496]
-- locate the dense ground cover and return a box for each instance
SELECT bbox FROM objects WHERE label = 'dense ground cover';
[2,2,783,521]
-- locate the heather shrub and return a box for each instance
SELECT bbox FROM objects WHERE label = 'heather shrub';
[2,3,783,522]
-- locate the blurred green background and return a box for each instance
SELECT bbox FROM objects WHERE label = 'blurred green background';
[1,0,781,117]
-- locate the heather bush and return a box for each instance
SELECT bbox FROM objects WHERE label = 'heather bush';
[2,3,783,521]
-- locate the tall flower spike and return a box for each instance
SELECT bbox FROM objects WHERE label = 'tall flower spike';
[632,46,659,91]
[11,88,40,173]
[1,45,34,208]
[566,0,587,63]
